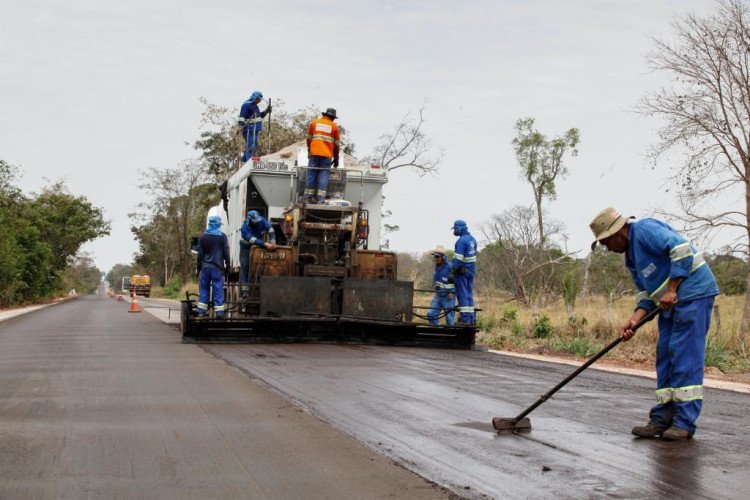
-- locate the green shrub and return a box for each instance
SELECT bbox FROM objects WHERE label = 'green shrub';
[476,315,497,332]
[501,306,518,322]
[511,320,525,337]
[163,275,183,299]
[552,336,599,357]
[532,314,553,338]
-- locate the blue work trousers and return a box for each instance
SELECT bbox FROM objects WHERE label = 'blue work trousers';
[239,245,251,297]
[649,296,715,433]
[242,127,259,162]
[454,271,475,324]
[197,266,225,317]
[428,295,455,325]
[304,156,332,201]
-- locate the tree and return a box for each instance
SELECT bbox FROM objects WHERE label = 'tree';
[639,0,750,335]
[27,181,110,272]
[195,98,355,180]
[368,101,443,176]
[132,159,219,283]
[478,205,572,305]
[0,163,109,305]
[61,253,102,295]
[512,118,580,250]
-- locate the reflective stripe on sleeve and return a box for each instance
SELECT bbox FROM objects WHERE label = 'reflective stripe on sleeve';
[673,385,703,401]
[249,237,258,245]
[453,253,464,261]
[655,387,673,404]
[636,291,650,303]
[691,253,706,271]
[435,282,455,289]
[649,253,708,303]
[462,256,477,263]
[669,242,692,261]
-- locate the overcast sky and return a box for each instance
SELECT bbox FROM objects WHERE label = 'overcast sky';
[1,0,723,272]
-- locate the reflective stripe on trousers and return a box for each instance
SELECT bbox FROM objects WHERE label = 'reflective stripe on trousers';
[655,385,703,404]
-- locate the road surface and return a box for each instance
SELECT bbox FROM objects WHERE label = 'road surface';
[0,296,447,499]
[3,293,749,498]
[204,342,750,499]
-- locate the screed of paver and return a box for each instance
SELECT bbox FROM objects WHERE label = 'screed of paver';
[0,296,448,499]
[204,343,750,499]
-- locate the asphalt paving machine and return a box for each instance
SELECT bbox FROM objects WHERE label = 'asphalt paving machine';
[181,142,476,347]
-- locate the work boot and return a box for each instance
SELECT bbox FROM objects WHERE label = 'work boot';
[631,421,669,438]
[661,426,694,441]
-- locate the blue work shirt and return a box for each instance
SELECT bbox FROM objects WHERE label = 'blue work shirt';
[197,233,230,272]
[453,230,477,273]
[239,100,266,138]
[240,216,275,247]
[625,219,719,312]
[433,261,455,298]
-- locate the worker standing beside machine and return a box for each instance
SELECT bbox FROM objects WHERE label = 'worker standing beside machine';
[589,207,719,440]
[427,247,455,326]
[196,216,231,318]
[451,220,477,325]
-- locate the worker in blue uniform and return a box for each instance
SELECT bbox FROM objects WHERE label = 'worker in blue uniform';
[427,248,455,325]
[451,220,477,325]
[239,210,277,298]
[196,215,231,317]
[590,207,719,441]
[238,91,272,162]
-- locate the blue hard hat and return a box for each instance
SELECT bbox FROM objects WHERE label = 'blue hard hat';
[451,219,467,230]
[247,210,261,223]
[249,90,263,101]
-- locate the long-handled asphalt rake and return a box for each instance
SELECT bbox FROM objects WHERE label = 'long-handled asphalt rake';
[492,307,661,433]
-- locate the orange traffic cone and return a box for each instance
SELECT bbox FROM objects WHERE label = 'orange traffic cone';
[129,292,141,313]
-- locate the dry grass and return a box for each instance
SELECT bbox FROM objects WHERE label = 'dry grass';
[416,291,750,374]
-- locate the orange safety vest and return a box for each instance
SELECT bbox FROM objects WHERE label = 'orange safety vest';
[307,117,341,158]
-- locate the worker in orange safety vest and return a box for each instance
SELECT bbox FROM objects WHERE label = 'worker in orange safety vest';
[303,108,341,203]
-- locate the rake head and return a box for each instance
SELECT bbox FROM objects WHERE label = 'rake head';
[492,417,532,433]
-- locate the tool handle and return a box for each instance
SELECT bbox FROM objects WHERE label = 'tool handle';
[514,307,661,422]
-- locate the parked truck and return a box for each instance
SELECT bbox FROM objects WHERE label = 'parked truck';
[130,275,151,298]
[181,141,476,348]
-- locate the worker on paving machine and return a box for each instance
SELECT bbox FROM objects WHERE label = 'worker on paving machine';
[303,108,341,203]
[590,207,719,441]
[427,247,456,326]
[451,220,477,325]
[238,90,272,162]
[239,210,277,298]
[196,215,231,317]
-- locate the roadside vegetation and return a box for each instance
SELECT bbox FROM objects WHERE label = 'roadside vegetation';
[0,160,109,306]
